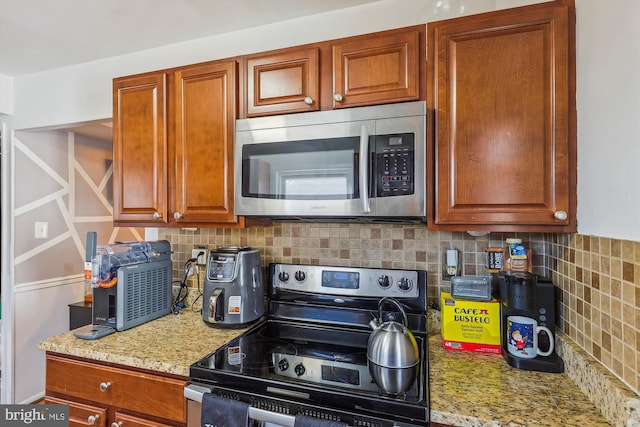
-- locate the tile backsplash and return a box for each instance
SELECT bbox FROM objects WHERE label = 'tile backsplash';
[158,224,640,396]
[547,234,640,395]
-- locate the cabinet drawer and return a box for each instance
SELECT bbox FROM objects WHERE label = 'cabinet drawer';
[46,355,186,423]
[45,396,107,427]
[114,411,175,427]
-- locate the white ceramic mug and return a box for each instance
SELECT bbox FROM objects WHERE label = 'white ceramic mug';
[507,315,554,359]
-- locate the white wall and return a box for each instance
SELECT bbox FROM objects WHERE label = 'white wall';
[574,0,640,241]
[0,74,12,115]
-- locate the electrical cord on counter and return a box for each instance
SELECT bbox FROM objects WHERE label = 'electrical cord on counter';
[172,257,196,314]
[191,264,203,313]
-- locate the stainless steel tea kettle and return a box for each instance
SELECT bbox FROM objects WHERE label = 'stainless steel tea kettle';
[367,297,419,394]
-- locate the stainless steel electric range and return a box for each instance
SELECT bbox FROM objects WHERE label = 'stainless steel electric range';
[185,263,429,427]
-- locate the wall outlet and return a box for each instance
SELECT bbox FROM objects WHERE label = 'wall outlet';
[442,248,460,280]
[192,248,208,266]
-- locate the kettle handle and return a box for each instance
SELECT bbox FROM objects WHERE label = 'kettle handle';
[378,297,408,327]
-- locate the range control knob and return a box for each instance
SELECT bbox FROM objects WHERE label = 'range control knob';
[377,275,391,288]
[294,270,306,282]
[278,358,289,372]
[398,277,413,292]
[294,363,306,376]
[278,271,290,283]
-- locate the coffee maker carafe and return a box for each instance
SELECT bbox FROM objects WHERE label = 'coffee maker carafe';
[202,247,265,328]
[496,272,564,372]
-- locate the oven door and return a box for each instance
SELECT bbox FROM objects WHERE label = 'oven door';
[185,383,300,427]
[184,382,424,427]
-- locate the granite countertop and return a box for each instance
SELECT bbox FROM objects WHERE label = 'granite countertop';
[40,312,635,426]
[429,334,611,426]
[38,310,248,377]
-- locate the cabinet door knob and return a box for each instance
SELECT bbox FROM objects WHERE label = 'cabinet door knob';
[304,96,313,105]
[173,212,183,220]
[99,381,111,392]
[334,93,343,102]
[88,414,100,425]
[111,422,123,427]
[152,212,162,219]
[554,210,568,221]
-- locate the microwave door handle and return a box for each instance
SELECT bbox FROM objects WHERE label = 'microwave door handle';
[359,124,371,213]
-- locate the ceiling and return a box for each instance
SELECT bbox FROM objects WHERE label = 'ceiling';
[0,0,380,77]
[0,0,380,139]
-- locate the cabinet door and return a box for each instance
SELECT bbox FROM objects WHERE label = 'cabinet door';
[173,61,239,224]
[113,73,168,224]
[45,396,107,427]
[428,1,576,231]
[332,28,420,108]
[246,47,320,116]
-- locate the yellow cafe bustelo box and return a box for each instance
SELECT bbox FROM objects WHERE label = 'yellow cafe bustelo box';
[440,291,501,354]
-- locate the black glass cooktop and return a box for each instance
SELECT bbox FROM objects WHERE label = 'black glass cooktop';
[191,319,425,403]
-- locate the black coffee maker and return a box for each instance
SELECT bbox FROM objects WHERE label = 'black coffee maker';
[495,272,564,373]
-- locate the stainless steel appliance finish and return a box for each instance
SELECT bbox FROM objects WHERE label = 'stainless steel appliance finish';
[202,246,265,328]
[367,297,420,394]
[234,101,427,222]
[187,263,429,427]
[91,240,172,332]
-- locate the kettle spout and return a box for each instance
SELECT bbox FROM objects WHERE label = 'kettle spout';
[369,318,381,330]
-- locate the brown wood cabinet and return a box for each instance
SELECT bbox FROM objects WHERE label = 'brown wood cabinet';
[113,60,246,227]
[332,28,420,109]
[113,73,167,224]
[427,0,577,232]
[45,353,186,427]
[246,47,320,116]
[243,25,425,117]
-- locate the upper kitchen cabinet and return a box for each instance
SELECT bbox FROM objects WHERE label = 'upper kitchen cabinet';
[332,27,421,109]
[243,25,425,117]
[113,73,168,224]
[114,60,246,227]
[427,0,577,232]
[245,47,320,116]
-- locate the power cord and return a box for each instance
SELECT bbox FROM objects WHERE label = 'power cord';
[172,251,205,314]
[172,256,196,314]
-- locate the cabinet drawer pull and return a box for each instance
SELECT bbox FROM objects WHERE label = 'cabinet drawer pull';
[173,212,183,220]
[334,93,343,102]
[554,210,568,221]
[111,422,123,427]
[304,96,313,105]
[88,414,100,425]
[152,212,162,219]
[99,381,111,392]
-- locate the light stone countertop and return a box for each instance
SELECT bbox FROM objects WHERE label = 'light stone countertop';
[39,310,638,426]
[429,334,611,427]
[38,310,249,377]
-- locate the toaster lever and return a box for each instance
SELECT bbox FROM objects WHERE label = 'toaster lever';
[208,288,224,323]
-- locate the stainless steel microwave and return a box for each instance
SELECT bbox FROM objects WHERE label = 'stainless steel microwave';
[234,101,426,222]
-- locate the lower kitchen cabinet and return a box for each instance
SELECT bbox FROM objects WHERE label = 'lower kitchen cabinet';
[45,353,187,427]
[44,396,107,427]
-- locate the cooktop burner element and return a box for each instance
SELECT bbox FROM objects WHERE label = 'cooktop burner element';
[189,263,429,427]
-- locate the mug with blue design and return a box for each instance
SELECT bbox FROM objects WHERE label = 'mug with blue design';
[507,316,554,359]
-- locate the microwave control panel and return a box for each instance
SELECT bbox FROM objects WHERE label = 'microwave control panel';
[374,133,415,197]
